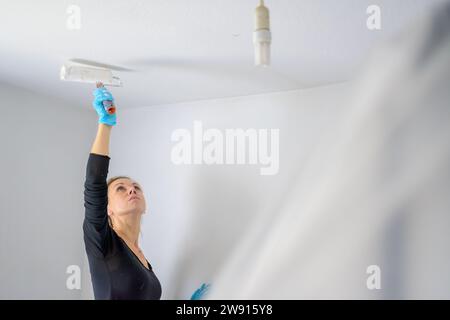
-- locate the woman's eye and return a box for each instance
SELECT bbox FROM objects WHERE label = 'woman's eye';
[116,186,140,191]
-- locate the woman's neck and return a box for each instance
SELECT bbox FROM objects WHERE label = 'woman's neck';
[113,215,141,247]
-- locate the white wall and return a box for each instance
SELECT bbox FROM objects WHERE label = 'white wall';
[0,81,95,299]
[109,82,351,299]
[0,79,351,299]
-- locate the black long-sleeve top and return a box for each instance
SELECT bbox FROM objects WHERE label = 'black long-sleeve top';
[83,153,162,300]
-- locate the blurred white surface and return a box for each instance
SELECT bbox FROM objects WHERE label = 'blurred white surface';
[207,1,450,299]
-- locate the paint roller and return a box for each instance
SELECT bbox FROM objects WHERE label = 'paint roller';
[60,61,121,114]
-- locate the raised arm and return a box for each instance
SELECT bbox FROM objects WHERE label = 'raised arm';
[83,84,117,257]
[91,123,112,156]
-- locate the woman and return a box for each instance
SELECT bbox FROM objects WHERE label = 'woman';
[83,83,162,300]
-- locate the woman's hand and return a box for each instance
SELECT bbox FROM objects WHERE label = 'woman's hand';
[92,82,117,126]
[190,283,211,300]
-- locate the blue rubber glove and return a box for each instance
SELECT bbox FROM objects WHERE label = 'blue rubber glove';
[190,283,211,300]
[92,86,117,126]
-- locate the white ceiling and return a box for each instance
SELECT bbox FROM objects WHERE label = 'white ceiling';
[0,0,446,109]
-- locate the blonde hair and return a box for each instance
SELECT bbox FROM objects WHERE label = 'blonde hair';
[107,176,132,189]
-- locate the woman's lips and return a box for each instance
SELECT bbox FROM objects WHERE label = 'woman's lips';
[129,196,140,201]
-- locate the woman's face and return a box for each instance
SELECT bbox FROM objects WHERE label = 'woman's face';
[107,178,147,219]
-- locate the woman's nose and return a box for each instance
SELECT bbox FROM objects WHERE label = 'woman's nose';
[128,188,137,194]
